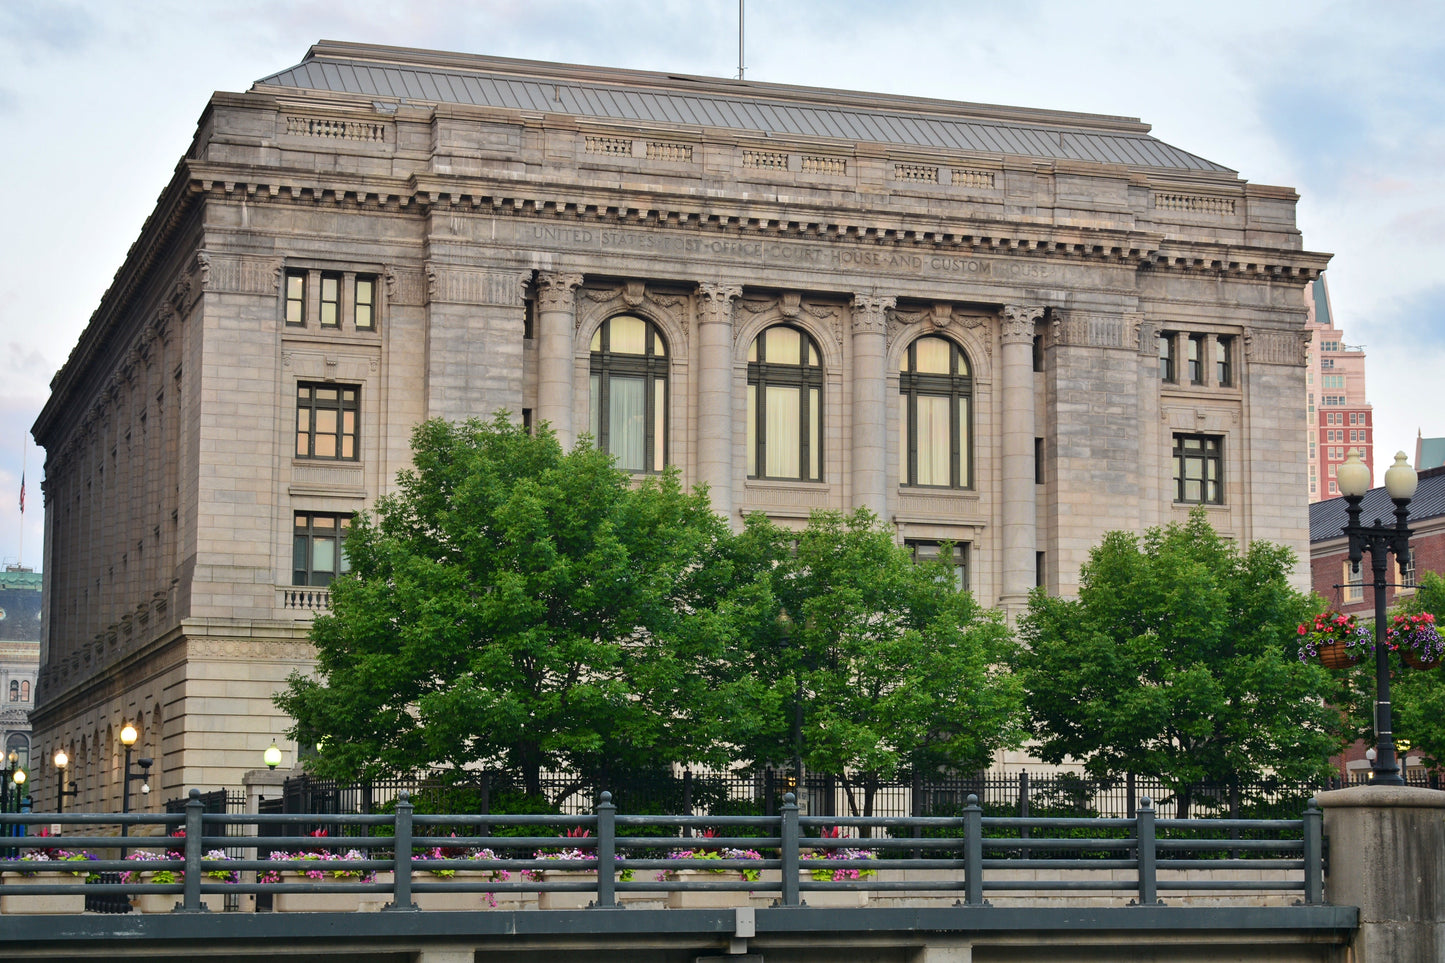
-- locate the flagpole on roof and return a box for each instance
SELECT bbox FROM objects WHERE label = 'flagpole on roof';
[17,434,25,568]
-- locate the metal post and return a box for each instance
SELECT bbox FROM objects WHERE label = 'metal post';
[780,792,799,906]
[963,792,983,905]
[594,791,617,908]
[121,744,132,852]
[1135,796,1157,905]
[1303,797,1323,905]
[384,790,417,911]
[181,788,206,912]
[1018,770,1030,843]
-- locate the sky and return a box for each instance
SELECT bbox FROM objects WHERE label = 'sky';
[1,0,1443,569]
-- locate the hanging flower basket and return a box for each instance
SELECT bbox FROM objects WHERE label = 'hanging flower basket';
[1388,613,1443,670]
[1297,612,1372,668]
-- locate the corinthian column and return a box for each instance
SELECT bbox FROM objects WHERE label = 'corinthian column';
[1001,305,1043,610]
[535,272,583,448]
[697,283,742,523]
[851,295,895,518]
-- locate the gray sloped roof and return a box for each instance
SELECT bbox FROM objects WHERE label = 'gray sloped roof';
[254,43,1233,175]
[1310,466,1445,543]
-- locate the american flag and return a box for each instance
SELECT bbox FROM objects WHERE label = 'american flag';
[18,472,24,514]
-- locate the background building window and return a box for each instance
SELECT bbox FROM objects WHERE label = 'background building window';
[907,539,969,593]
[355,275,376,330]
[1343,560,1363,602]
[1158,332,1176,382]
[747,325,823,481]
[1216,336,1233,386]
[296,383,359,460]
[898,336,972,488]
[589,315,667,473]
[1172,433,1222,504]
[294,512,351,586]
[1187,335,1204,384]
[320,273,341,327]
[285,271,306,326]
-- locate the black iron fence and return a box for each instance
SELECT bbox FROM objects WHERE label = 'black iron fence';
[0,788,1322,912]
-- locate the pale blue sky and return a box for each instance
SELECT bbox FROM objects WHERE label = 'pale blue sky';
[2,0,1441,567]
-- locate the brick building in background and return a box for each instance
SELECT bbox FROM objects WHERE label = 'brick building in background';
[1305,275,1372,502]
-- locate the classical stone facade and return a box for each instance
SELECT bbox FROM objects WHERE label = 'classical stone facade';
[30,42,1328,803]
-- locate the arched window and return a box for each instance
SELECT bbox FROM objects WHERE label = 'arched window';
[589,315,668,473]
[899,336,972,488]
[7,680,16,702]
[747,325,824,481]
[19,680,29,702]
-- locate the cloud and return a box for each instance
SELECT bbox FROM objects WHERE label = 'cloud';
[0,1,97,58]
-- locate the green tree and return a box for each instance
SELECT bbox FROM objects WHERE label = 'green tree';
[275,415,733,801]
[1015,509,1345,816]
[727,509,1026,816]
[1386,571,1445,769]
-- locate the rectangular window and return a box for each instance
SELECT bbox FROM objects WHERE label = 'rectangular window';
[294,512,351,586]
[296,383,360,460]
[1188,335,1204,384]
[1395,556,1418,593]
[1032,335,1044,372]
[1216,336,1233,386]
[1321,358,1335,369]
[285,271,307,326]
[320,273,341,327]
[1035,437,1045,485]
[908,540,969,593]
[1343,560,1363,603]
[354,275,376,330]
[1158,332,1176,382]
[1323,374,1345,389]
[1036,551,1046,589]
[1172,433,1223,505]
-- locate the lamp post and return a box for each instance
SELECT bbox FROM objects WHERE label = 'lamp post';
[119,724,152,855]
[53,749,79,814]
[1337,448,1419,787]
[264,741,283,770]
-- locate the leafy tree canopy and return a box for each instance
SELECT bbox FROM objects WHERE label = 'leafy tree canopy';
[1384,571,1445,769]
[1015,509,1345,815]
[275,416,733,800]
[725,510,1026,805]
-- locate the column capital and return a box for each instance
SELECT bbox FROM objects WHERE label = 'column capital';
[697,283,742,324]
[1002,305,1046,344]
[536,272,584,312]
[850,295,896,335]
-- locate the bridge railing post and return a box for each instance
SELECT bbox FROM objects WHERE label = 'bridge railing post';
[780,792,800,906]
[181,788,207,912]
[964,793,983,905]
[1303,797,1323,905]
[384,791,418,911]
[594,791,616,908]
[1135,795,1157,905]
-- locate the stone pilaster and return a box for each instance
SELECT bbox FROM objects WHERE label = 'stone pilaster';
[1001,305,1044,610]
[850,295,895,519]
[535,272,583,448]
[696,283,742,523]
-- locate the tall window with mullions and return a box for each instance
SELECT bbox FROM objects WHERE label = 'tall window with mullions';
[589,315,667,473]
[898,336,972,488]
[293,512,351,586]
[747,325,824,481]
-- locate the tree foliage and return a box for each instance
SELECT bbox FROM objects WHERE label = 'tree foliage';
[1015,509,1345,815]
[724,510,1026,808]
[1385,571,1445,769]
[275,416,732,799]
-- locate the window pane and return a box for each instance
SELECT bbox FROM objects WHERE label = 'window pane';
[590,373,601,440]
[916,394,951,485]
[313,537,336,575]
[899,394,907,481]
[653,377,665,473]
[914,338,951,374]
[747,384,757,476]
[766,385,801,477]
[355,278,374,329]
[766,327,801,365]
[809,387,820,480]
[609,376,646,471]
[748,338,758,362]
[591,328,602,351]
[609,316,647,354]
[958,396,970,486]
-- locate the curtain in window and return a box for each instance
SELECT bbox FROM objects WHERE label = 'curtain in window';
[608,376,646,472]
[766,385,801,478]
[915,394,951,486]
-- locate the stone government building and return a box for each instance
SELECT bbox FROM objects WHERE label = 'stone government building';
[30,41,1327,806]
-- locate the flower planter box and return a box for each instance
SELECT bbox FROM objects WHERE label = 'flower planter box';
[413,869,513,911]
[0,873,87,914]
[665,868,746,909]
[537,869,596,910]
[271,871,390,913]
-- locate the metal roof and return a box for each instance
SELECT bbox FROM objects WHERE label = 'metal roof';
[254,44,1233,175]
[1310,466,1445,542]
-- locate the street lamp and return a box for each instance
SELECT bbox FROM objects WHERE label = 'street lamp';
[53,749,79,813]
[119,724,152,853]
[264,741,284,770]
[1337,448,1419,787]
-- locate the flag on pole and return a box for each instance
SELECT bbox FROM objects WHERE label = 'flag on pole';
[18,472,24,514]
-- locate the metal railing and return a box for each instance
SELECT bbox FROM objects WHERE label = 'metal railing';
[0,789,1323,912]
